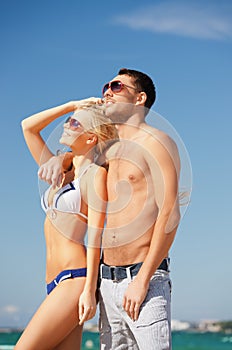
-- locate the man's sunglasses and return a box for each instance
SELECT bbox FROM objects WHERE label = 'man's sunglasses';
[102,80,138,96]
[65,116,83,130]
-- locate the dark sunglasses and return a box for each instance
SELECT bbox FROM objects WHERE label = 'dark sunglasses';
[65,116,83,130]
[102,80,138,96]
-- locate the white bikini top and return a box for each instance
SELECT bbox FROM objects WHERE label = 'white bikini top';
[41,164,93,220]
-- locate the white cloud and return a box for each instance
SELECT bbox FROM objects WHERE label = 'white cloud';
[1,305,20,315]
[114,1,232,40]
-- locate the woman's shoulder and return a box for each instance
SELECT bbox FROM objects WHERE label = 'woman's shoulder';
[87,163,107,177]
[85,164,107,195]
[81,163,107,185]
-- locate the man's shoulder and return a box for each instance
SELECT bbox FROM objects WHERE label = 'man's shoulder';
[140,124,180,168]
[141,123,176,148]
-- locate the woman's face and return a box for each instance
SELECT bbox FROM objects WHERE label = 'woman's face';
[59,110,97,151]
[60,113,86,148]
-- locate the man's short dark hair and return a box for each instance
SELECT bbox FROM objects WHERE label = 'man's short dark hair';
[118,68,156,111]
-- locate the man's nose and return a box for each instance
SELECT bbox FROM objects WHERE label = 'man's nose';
[104,87,113,97]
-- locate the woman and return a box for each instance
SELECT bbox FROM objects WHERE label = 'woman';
[15,99,117,350]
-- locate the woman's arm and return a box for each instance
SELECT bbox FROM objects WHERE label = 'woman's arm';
[21,102,76,166]
[79,166,107,325]
[22,97,100,166]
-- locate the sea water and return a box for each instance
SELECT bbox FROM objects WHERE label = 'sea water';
[1,330,232,349]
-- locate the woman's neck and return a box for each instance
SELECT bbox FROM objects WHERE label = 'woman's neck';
[72,153,94,178]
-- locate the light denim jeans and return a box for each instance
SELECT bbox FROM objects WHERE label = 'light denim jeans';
[99,270,172,350]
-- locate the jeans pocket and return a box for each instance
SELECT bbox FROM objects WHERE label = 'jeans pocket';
[135,277,170,328]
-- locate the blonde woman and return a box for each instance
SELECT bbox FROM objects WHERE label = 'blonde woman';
[15,99,117,350]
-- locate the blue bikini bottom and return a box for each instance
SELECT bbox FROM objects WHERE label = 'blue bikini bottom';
[46,268,87,295]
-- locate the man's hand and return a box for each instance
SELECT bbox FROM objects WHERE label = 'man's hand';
[123,278,149,321]
[78,290,97,326]
[38,155,65,188]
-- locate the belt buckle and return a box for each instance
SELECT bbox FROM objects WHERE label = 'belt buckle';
[110,266,118,282]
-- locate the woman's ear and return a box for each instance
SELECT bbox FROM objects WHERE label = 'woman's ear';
[86,134,97,145]
[136,92,147,106]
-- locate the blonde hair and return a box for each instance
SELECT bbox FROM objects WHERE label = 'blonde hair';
[78,102,118,154]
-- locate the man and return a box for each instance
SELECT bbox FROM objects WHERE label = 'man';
[39,68,180,349]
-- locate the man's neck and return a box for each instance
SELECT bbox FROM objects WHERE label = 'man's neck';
[116,111,146,140]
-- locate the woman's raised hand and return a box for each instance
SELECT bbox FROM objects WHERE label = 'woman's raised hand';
[72,97,102,111]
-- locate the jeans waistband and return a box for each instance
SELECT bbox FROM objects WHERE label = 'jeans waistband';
[100,258,169,282]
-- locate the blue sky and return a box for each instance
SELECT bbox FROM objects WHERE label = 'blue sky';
[0,0,231,327]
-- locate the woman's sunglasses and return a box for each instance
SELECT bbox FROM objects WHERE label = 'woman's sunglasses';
[65,116,83,130]
[102,80,138,96]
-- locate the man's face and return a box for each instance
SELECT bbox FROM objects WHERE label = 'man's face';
[102,74,140,122]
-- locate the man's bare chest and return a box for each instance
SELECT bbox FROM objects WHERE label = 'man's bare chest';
[107,141,148,182]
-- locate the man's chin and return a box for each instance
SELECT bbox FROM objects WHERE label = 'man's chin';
[105,104,114,114]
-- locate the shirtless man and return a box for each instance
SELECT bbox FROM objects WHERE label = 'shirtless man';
[39,68,180,349]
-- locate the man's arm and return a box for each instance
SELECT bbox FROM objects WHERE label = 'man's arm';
[123,133,181,321]
[38,152,74,188]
